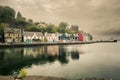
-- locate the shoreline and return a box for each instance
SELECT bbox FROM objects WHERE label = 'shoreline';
[0,40,117,48]
[0,76,109,80]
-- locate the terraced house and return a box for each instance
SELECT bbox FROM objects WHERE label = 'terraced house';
[3,28,93,43]
[4,28,22,43]
[44,32,59,42]
[23,31,44,43]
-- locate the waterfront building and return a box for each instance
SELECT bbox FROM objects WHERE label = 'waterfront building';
[70,25,79,33]
[82,32,87,41]
[74,34,79,41]
[4,28,22,43]
[69,34,74,41]
[23,31,43,43]
[3,28,92,43]
[59,33,69,42]
[80,32,93,41]
[78,32,84,41]
[69,34,79,41]
[44,32,59,42]
[87,33,93,41]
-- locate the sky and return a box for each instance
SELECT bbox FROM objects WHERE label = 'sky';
[0,0,120,39]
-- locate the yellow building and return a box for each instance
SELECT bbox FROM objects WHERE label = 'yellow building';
[4,28,22,43]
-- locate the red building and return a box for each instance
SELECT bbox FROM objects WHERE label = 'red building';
[78,32,84,41]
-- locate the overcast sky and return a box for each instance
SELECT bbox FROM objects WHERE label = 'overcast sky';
[0,0,120,38]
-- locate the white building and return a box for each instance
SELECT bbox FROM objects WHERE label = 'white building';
[23,31,43,43]
[44,32,59,42]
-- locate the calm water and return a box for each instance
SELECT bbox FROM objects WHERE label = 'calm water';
[0,42,120,79]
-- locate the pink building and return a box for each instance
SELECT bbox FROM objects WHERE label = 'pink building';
[78,32,84,41]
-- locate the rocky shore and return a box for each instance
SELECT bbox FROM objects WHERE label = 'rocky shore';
[0,76,111,80]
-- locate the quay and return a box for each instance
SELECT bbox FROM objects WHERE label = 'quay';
[0,40,117,48]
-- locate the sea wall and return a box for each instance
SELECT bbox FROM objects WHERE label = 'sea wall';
[0,40,117,48]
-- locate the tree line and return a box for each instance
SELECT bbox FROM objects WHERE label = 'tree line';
[0,5,78,36]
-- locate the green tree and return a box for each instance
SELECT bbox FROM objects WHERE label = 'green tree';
[15,12,27,28]
[0,6,15,23]
[16,12,26,22]
[25,23,40,32]
[58,22,68,33]
[66,28,73,34]
[28,19,33,23]
[40,27,46,33]
[0,23,9,35]
[16,11,22,18]
[46,24,57,33]
[0,23,9,42]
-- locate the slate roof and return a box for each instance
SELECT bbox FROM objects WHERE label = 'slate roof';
[23,31,43,37]
[4,28,22,34]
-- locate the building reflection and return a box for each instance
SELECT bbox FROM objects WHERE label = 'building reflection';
[58,46,69,64]
[71,51,80,60]
[0,45,83,75]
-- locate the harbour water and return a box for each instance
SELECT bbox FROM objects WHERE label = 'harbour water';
[0,42,120,80]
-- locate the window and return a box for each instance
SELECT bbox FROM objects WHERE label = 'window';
[9,33,10,36]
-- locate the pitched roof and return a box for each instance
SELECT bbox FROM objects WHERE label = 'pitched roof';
[23,31,43,37]
[4,28,21,34]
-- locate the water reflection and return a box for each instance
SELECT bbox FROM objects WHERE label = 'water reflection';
[0,48,24,75]
[0,45,82,75]
[71,51,79,60]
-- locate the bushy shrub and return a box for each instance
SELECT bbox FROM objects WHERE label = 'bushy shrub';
[19,68,27,77]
